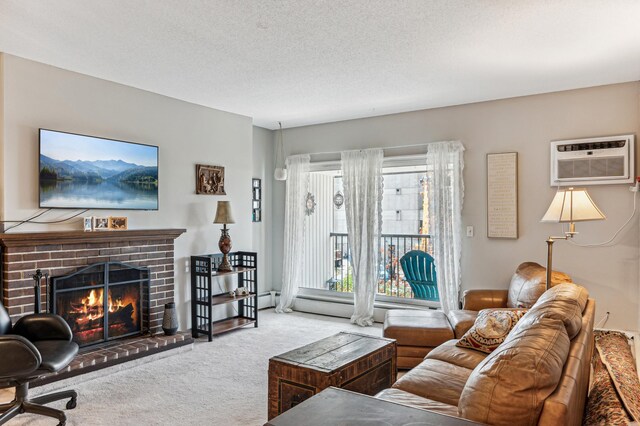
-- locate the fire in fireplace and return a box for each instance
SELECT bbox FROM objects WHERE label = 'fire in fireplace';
[59,286,138,345]
[51,262,150,347]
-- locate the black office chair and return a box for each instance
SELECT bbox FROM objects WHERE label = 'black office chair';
[0,302,78,426]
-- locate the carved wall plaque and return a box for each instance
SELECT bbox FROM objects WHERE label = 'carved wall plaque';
[196,164,226,195]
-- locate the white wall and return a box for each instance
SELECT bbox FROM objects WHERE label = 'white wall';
[273,82,640,331]
[252,126,274,294]
[0,53,255,330]
[272,151,286,296]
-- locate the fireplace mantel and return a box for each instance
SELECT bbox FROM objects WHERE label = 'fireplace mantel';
[0,228,186,247]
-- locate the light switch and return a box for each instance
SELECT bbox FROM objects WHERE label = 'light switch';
[466,226,474,237]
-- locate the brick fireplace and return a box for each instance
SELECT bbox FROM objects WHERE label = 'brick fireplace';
[0,229,191,384]
[51,261,150,347]
[0,229,185,335]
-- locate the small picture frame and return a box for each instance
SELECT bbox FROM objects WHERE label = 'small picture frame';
[252,178,262,223]
[93,217,109,231]
[83,217,93,232]
[108,216,128,230]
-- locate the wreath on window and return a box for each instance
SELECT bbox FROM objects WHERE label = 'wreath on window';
[333,191,344,209]
[305,192,316,216]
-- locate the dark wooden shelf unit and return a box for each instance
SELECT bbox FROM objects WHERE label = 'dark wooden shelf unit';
[210,266,256,277]
[212,316,257,334]
[190,251,258,341]
[210,292,256,306]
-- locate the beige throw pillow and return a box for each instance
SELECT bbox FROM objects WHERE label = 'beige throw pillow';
[456,308,527,354]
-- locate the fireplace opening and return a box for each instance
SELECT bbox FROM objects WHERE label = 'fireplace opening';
[51,262,150,347]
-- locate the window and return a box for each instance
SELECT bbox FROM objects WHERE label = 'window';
[300,164,435,302]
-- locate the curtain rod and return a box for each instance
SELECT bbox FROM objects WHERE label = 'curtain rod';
[306,141,440,158]
[309,154,429,170]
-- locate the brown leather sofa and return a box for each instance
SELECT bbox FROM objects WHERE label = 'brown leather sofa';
[447,262,573,339]
[384,262,573,368]
[376,283,595,426]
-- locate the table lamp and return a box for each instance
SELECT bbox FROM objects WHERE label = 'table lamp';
[541,187,605,289]
[214,201,235,272]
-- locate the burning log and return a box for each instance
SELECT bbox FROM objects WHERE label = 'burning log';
[69,302,135,332]
[109,303,135,326]
[58,284,140,345]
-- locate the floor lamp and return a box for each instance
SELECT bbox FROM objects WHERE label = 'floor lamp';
[541,187,605,290]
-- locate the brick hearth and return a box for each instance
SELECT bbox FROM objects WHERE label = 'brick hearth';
[0,229,186,335]
[32,331,193,387]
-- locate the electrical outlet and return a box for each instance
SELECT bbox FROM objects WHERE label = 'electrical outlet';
[185,260,190,273]
[466,226,474,237]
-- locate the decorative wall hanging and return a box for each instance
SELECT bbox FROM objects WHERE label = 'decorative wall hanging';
[333,191,344,209]
[196,164,226,195]
[252,178,262,222]
[487,152,518,239]
[305,192,316,216]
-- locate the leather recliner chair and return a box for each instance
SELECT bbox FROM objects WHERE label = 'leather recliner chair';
[0,302,78,426]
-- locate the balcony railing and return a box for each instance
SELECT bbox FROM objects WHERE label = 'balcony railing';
[328,232,433,300]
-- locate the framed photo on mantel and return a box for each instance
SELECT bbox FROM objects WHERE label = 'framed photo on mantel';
[487,152,518,239]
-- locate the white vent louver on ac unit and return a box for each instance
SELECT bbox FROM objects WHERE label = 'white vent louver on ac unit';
[550,134,635,186]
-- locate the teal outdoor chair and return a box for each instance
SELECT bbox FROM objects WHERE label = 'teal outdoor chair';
[399,250,439,301]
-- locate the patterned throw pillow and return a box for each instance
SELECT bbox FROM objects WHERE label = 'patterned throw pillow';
[456,309,527,354]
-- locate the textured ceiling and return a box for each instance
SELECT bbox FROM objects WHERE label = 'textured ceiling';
[1,1,639,129]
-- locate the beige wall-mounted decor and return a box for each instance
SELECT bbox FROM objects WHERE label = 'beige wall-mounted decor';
[487,152,518,239]
[196,164,226,195]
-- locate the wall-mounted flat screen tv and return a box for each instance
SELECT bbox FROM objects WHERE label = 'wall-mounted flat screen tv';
[39,129,159,210]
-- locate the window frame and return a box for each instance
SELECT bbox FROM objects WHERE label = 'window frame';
[302,153,441,309]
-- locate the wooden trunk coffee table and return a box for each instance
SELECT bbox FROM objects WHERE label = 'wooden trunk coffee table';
[268,331,396,420]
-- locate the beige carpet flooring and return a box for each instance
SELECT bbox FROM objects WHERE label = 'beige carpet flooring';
[1,309,382,426]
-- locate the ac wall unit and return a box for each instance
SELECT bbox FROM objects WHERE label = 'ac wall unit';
[550,134,635,186]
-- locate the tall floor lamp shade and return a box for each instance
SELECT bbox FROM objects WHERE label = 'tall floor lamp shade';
[541,187,605,289]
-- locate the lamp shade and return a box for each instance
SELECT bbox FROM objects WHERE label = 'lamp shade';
[541,187,605,223]
[213,201,235,224]
[274,121,287,181]
[274,167,288,181]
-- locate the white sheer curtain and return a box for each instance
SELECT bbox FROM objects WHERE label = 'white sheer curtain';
[341,149,383,326]
[276,154,310,313]
[426,141,465,314]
